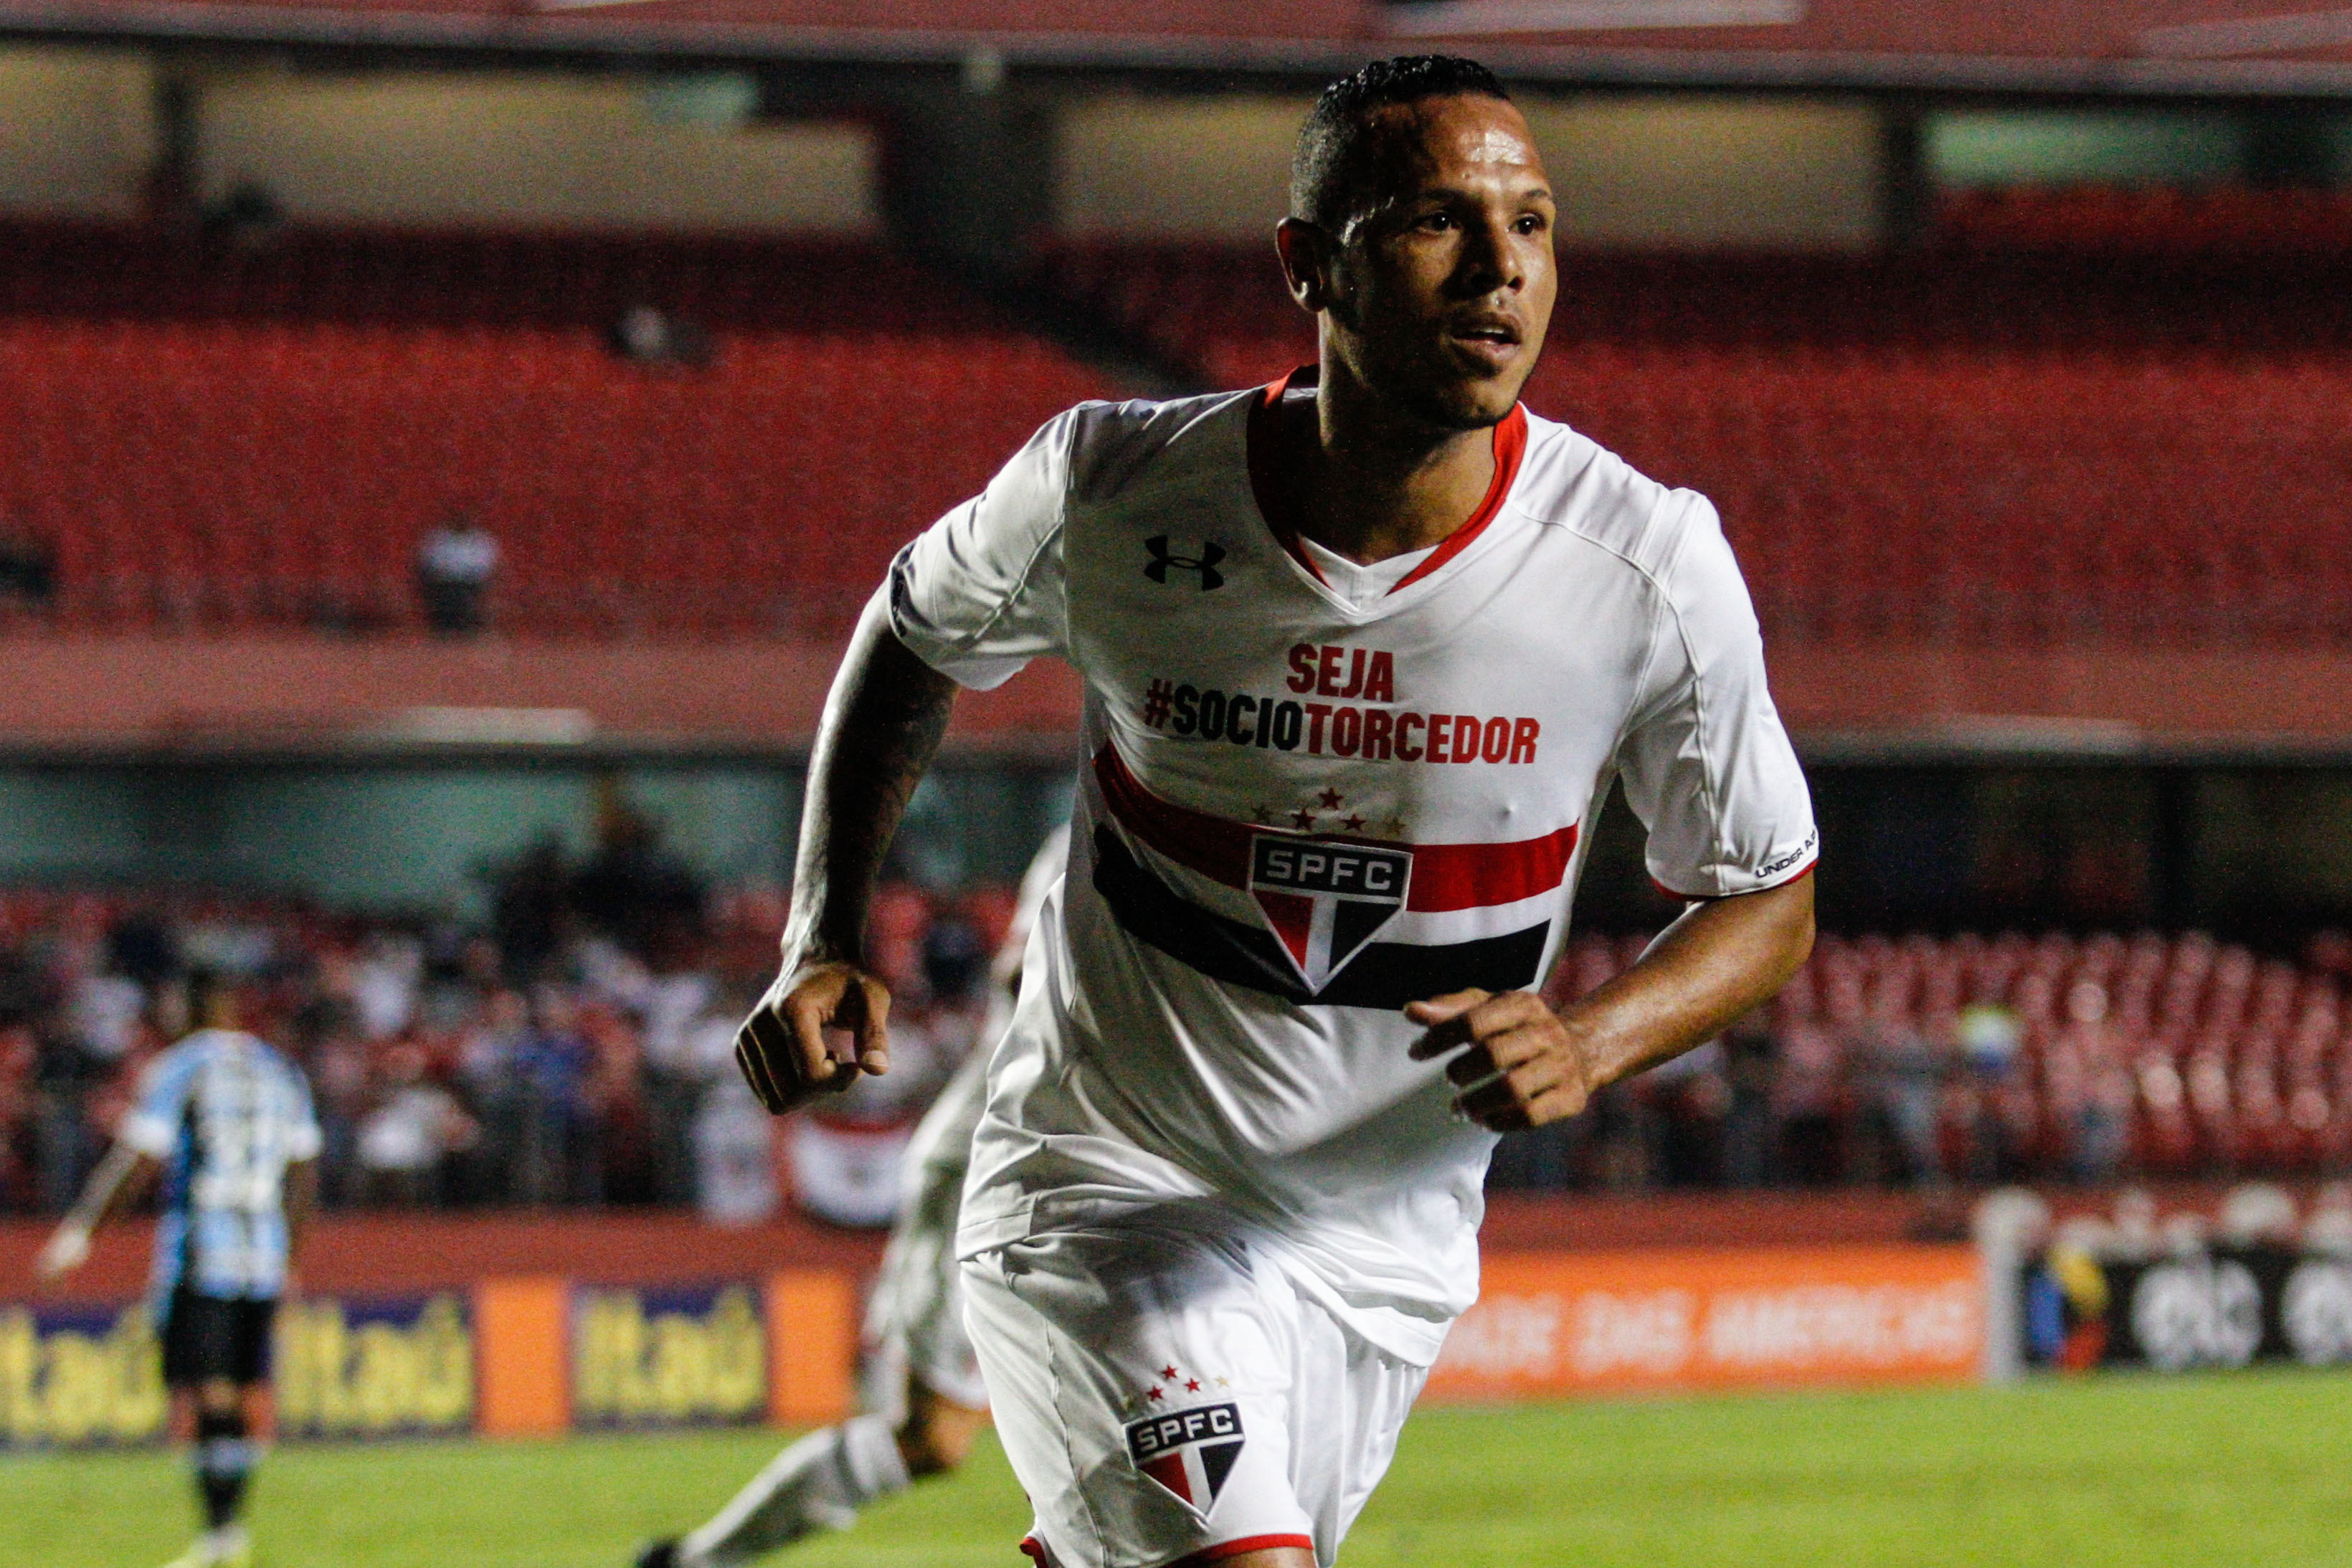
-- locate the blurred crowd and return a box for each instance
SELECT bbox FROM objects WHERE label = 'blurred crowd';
[9,835,2351,1220]
[0,801,1011,1227]
[1503,928,2352,1194]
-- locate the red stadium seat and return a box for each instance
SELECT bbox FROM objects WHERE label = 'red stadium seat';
[1043,235,2352,652]
[0,223,1111,640]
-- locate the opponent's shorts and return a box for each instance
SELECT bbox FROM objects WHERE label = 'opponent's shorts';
[161,1288,277,1387]
[962,1222,1427,1568]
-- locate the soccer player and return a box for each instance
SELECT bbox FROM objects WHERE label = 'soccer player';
[37,969,321,1568]
[637,827,1065,1568]
[736,54,1818,1568]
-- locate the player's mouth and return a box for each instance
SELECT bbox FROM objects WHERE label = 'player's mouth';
[1443,316,1524,372]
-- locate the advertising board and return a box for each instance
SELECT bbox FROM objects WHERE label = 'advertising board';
[2021,1244,2352,1372]
[572,1283,768,1430]
[1428,1247,1983,1400]
[275,1292,475,1440]
[0,1301,167,1447]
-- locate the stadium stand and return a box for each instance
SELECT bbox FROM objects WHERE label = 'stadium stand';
[0,223,1110,639]
[1045,209,2352,650]
[9,205,2347,651]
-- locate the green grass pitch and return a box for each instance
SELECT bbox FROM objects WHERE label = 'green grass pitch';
[7,1372,2351,1568]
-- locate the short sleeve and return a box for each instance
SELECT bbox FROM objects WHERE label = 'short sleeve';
[886,407,1077,691]
[1616,494,1818,899]
[118,1047,197,1158]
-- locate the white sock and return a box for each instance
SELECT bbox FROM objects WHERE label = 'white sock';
[679,1415,911,1567]
[838,1412,914,1501]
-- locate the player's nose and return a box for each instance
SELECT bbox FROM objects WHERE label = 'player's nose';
[1446,214,1521,300]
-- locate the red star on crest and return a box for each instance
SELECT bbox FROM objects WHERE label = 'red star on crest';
[1342,814,1365,832]
[1147,1386,1164,1402]
[1160,1366,1179,1379]
[1290,807,1317,830]
[1318,787,1345,809]
[1185,1379,1201,1392]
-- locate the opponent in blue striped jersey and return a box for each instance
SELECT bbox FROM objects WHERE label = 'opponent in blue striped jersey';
[122,1016,322,1305]
[40,971,321,1568]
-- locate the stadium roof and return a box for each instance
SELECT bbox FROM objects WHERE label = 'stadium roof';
[6,0,2352,95]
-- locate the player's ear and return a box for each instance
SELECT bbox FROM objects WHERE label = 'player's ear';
[1276,217,1337,316]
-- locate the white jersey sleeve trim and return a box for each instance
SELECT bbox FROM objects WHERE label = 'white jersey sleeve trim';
[1611,490,1818,899]
[887,406,1079,691]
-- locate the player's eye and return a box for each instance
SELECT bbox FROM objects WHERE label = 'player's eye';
[1417,212,1455,232]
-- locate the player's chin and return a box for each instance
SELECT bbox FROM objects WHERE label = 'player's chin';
[1400,356,1526,430]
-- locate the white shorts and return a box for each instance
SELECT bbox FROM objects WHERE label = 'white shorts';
[860,1048,992,1415]
[962,1220,1427,1568]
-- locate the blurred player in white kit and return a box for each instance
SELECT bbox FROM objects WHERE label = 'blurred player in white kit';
[637,826,1066,1568]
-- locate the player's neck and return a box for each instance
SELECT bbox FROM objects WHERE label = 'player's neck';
[1286,365,1498,566]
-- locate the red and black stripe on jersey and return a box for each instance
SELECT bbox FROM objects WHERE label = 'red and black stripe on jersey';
[1090,743,1575,1009]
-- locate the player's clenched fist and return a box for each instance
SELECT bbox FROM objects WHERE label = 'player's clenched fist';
[1405,988,1597,1131]
[736,958,894,1115]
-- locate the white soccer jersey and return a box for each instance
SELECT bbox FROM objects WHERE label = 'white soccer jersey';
[893,371,1816,1365]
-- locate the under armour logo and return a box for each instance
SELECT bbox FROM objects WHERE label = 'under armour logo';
[1144,536,1225,591]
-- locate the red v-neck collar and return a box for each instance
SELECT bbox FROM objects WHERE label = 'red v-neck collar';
[1245,364,1530,596]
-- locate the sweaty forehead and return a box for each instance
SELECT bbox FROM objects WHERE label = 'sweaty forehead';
[1360,97,1545,195]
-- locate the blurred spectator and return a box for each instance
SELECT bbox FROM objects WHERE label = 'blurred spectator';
[351,931,422,1040]
[609,303,713,369]
[2046,979,2137,1184]
[572,789,706,968]
[691,990,775,1226]
[580,1000,654,1204]
[0,512,56,612]
[641,967,720,1207]
[1864,1009,1950,1189]
[1958,999,2026,1182]
[355,1041,479,1206]
[416,513,498,636]
[1773,1004,1846,1186]
[513,985,594,1205]
[490,836,572,983]
[1649,1042,1731,1187]
[1720,1008,1779,1189]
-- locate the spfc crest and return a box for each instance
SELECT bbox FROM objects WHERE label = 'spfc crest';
[1247,834,1411,994]
[1126,1401,1246,1514]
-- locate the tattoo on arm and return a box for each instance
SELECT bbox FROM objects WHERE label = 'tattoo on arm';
[787,594,960,966]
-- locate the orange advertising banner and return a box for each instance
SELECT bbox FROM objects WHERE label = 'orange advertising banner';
[1426,1247,1983,1400]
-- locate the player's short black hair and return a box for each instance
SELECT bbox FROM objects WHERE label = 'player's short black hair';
[1290,54,1512,232]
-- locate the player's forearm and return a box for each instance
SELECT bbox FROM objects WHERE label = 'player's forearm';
[1561,875,1814,1093]
[784,591,959,964]
[65,1144,152,1235]
[39,1144,154,1276]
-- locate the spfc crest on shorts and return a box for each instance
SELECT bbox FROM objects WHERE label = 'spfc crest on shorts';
[1247,835,1412,994]
[1125,1401,1245,1513]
